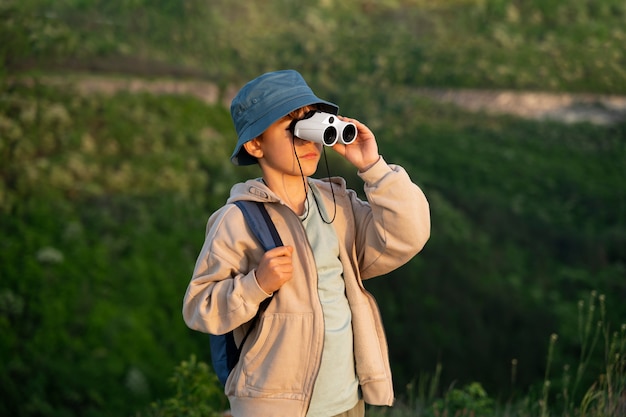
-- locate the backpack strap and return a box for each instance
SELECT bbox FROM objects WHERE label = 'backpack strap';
[210,201,282,386]
[234,200,283,250]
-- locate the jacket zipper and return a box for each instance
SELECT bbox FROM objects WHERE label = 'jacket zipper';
[287,205,325,416]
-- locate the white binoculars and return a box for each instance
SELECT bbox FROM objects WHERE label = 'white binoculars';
[291,111,357,146]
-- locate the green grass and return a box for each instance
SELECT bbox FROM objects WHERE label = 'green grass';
[365,291,625,417]
[2,0,626,93]
[0,80,238,416]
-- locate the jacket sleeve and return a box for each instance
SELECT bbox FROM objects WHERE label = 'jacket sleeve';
[182,204,272,335]
[352,156,430,279]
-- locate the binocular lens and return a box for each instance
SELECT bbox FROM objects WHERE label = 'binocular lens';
[292,111,357,146]
[342,124,357,144]
[323,127,337,145]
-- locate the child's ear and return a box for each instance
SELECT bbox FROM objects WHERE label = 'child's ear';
[243,137,263,159]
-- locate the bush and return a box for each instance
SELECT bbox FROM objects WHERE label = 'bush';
[137,355,228,417]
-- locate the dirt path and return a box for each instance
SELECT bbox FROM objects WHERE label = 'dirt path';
[416,88,626,125]
[39,74,626,126]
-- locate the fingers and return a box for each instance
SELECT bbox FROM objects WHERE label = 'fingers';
[266,245,294,258]
[255,245,294,294]
[331,115,379,170]
[263,247,293,273]
[337,115,358,124]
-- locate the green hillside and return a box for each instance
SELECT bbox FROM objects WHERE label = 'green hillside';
[1,1,625,416]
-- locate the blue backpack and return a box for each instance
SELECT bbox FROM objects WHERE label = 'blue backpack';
[209,200,283,386]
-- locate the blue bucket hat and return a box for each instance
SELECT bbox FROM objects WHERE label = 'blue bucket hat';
[230,70,339,166]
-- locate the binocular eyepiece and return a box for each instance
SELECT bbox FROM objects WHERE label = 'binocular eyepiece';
[291,111,357,146]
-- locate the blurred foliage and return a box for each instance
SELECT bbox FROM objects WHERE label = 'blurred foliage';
[432,382,495,416]
[137,355,227,417]
[1,0,626,93]
[1,0,626,416]
[0,79,244,210]
[366,295,625,416]
[0,81,242,416]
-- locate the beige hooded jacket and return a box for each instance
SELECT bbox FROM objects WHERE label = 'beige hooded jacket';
[183,157,430,417]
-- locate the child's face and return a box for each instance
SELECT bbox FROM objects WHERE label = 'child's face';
[249,107,323,179]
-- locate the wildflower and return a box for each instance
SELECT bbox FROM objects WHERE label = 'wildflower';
[36,246,64,264]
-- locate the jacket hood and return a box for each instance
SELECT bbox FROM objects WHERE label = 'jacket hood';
[226,179,277,205]
[226,177,348,206]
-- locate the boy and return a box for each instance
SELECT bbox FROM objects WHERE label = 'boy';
[183,69,430,417]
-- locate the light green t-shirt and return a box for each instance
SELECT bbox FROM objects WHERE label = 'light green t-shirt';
[302,184,359,417]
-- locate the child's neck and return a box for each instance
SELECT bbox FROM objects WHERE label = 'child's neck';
[262,175,309,216]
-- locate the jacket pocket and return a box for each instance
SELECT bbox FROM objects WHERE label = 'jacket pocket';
[241,312,315,396]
